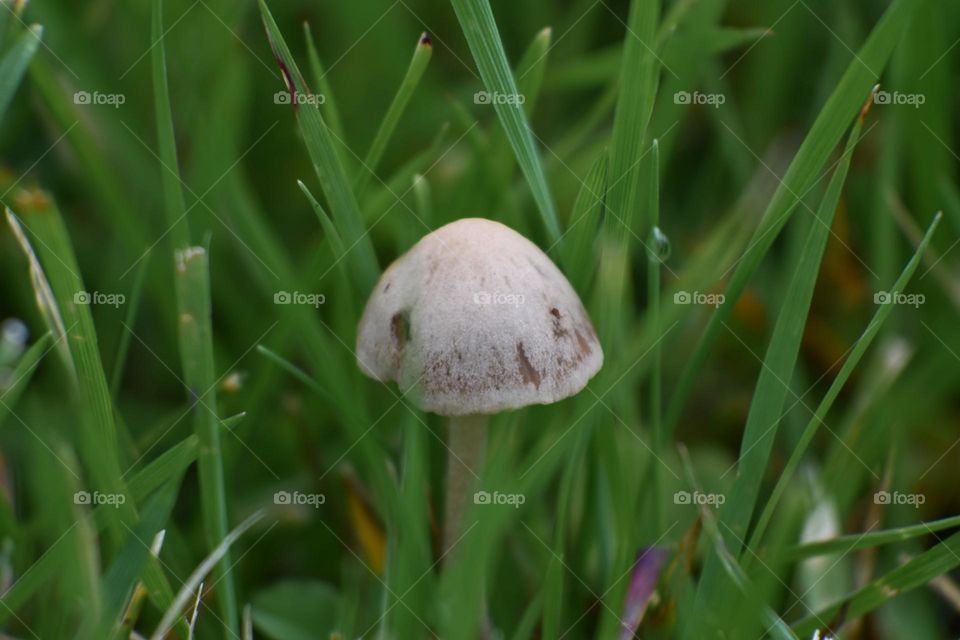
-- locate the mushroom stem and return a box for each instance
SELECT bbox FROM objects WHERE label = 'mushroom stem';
[443,413,488,556]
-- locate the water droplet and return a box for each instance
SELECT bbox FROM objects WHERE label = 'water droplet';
[648,226,670,261]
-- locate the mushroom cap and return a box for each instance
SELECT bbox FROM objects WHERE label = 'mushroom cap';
[356,218,603,416]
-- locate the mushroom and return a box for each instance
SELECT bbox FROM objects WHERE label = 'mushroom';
[356,217,603,552]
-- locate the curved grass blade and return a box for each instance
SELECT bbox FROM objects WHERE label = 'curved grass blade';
[449,0,561,243]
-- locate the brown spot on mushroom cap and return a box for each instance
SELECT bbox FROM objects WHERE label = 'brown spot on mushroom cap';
[515,342,541,388]
[390,312,408,348]
[355,218,603,415]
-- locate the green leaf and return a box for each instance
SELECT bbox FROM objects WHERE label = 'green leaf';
[251,580,341,640]
[449,0,561,243]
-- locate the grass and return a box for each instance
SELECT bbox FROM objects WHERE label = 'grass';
[0,0,958,638]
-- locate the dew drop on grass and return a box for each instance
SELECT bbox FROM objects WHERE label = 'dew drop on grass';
[648,226,670,262]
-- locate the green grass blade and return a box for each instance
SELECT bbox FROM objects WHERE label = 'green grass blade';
[665,0,918,435]
[680,448,798,640]
[792,528,960,636]
[150,511,264,640]
[153,2,238,632]
[297,180,347,264]
[0,23,41,123]
[747,212,943,556]
[411,173,432,227]
[303,21,348,147]
[0,436,193,628]
[542,424,592,639]
[128,435,199,501]
[781,512,960,562]
[256,343,332,402]
[487,26,552,177]
[95,476,183,640]
[258,0,379,292]
[0,331,52,428]
[645,139,664,534]
[606,0,660,241]
[151,0,189,252]
[561,150,607,294]
[693,101,869,631]
[449,0,561,243]
[353,32,432,196]
[109,253,150,399]
[4,206,70,367]
[6,193,135,537]
[174,246,239,638]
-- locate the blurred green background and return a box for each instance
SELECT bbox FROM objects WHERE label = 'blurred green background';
[0,0,958,637]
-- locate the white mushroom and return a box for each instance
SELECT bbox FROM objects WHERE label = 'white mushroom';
[356,217,603,551]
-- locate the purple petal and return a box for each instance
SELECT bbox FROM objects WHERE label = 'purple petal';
[619,546,668,639]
